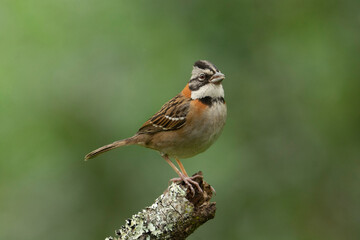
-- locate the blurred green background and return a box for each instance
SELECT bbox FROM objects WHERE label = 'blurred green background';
[1,0,359,239]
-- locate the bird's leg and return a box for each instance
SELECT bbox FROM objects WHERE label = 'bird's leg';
[176,158,204,183]
[161,154,183,178]
[176,158,216,195]
[175,158,188,177]
[175,158,203,194]
[161,154,201,196]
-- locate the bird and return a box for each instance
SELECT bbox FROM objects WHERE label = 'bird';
[85,60,227,195]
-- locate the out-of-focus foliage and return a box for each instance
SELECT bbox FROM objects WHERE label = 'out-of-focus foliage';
[1,0,359,239]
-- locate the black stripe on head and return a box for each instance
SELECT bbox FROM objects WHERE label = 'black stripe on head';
[194,60,210,70]
[194,60,219,72]
[189,79,208,91]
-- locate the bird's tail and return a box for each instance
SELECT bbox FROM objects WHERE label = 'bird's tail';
[84,136,137,161]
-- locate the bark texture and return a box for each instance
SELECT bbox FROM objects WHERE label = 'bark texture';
[105,172,216,240]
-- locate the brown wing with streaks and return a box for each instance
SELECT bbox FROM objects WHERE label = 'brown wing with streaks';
[137,94,191,134]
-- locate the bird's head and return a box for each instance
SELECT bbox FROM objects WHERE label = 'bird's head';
[188,60,225,100]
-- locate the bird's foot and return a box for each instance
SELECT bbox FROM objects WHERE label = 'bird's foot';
[170,174,203,196]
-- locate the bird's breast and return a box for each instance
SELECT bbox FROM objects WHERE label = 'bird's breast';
[172,100,227,158]
[145,99,227,159]
[190,100,227,144]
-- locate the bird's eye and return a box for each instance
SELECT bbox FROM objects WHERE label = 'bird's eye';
[199,73,206,81]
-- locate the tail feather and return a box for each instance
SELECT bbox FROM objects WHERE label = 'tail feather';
[84,137,135,160]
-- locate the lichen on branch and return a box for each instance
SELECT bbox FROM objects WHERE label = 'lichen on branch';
[105,172,216,240]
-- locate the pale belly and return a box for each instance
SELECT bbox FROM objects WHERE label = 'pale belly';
[153,102,227,158]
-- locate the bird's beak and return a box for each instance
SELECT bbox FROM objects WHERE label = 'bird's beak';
[210,72,225,84]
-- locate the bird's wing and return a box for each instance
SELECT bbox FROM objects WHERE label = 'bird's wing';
[137,94,191,134]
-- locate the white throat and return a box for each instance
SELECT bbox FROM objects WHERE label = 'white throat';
[191,83,224,99]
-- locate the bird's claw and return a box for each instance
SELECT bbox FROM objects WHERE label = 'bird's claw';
[170,174,203,196]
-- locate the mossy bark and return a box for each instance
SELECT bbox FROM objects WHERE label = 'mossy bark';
[105,172,216,240]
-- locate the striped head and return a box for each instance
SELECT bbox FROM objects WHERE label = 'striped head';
[189,60,225,100]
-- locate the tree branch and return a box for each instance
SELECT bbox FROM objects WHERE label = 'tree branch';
[105,172,216,240]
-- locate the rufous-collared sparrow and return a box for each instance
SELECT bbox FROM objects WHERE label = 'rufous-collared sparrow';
[85,60,227,195]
